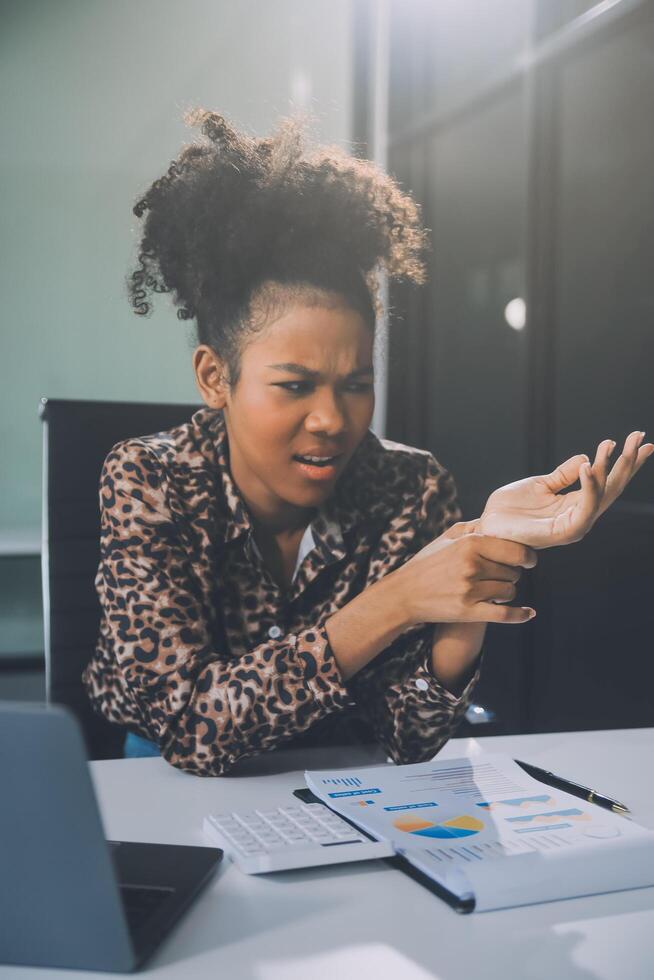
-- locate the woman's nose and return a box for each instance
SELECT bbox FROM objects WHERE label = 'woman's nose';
[305,389,347,435]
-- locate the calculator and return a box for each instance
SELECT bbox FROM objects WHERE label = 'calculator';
[203,802,393,874]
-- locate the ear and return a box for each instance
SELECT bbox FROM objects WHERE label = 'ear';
[193,345,230,408]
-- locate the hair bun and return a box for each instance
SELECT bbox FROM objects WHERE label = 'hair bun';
[127,106,429,382]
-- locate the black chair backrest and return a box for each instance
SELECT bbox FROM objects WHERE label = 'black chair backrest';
[40,397,200,760]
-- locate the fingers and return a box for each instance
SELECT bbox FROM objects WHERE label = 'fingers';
[635,440,654,473]
[543,434,651,508]
[604,431,640,500]
[600,431,653,515]
[590,439,613,494]
[542,454,589,494]
[476,558,522,583]
[474,580,517,604]
[472,535,537,569]
[474,602,536,624]
[575,457,603,525]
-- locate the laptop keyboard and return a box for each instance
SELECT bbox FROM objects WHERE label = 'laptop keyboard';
[119,884,174,933]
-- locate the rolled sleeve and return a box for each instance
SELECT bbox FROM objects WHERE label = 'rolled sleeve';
[348,628,482,764]
[298,624,351,710]
[413,643,482,711]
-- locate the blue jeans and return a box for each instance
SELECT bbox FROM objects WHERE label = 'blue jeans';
[124,732,161,758]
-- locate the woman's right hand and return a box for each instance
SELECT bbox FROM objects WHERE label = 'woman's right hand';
[393,527,538,627]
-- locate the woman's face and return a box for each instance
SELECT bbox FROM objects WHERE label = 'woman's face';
[194,299,375,531]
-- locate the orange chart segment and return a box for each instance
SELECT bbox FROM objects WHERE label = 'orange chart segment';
[393,814,485,839]
[393,817,434,833]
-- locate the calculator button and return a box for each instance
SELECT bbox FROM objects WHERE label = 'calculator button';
[258,831,284,843]
[276,826,302,837]
[319,817,348,829]
[217,826,241,839]
[265,816,294,828]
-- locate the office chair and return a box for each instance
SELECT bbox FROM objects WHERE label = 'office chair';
[39,398,200,760]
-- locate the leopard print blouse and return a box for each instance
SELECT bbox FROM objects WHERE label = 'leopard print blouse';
[82,407,481,775]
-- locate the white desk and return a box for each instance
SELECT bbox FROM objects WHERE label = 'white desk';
[4,729,654,980]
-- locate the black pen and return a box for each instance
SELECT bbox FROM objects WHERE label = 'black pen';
[514,759,631,814]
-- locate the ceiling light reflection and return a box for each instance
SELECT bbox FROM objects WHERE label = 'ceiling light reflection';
[504,297,526,331]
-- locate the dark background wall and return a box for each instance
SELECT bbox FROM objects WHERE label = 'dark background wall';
[355,0,654,735]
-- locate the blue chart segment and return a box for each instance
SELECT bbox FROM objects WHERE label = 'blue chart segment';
[393,815,485,839]
[476,794,554,810]
[327,788,381,798]
[506,808,590,833]
[506,808,589,824]
[515,823,573,834]
[383,802,439,812]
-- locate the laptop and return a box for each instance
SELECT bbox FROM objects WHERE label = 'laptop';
[0,701,223,972]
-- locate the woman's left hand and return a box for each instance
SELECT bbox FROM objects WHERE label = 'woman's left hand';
[478,430,654,549]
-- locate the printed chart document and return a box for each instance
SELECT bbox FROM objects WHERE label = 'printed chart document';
[305,754,654,911]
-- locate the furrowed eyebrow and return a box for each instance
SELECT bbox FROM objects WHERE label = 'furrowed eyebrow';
[267,363,374,379]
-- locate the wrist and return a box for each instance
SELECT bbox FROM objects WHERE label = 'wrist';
[384,565,421,633]
[443,518,481,540]
[324,571,415,681]
[378,569,416,632]
[429,622,486,695]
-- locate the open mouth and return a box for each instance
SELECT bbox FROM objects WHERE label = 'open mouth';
[292,454,341,468]
[291,453,343,480]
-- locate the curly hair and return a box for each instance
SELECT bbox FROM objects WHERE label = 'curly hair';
[129,108,429,385]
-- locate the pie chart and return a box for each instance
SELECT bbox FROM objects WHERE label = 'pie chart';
[392,814,484,839]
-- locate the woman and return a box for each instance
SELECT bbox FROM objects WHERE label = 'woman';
[82,110,652,775]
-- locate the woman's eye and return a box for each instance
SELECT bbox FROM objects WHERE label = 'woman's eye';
[276,381,312,395]
[274,381,373,395]
[344,382,374,393]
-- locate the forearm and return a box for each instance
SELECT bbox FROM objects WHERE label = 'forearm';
[324,572,412,681]
[429,622,486,697]
[324,521,490,684]
[418,518,487,695]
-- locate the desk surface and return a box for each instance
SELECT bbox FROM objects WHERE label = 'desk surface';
[5,728,654,980]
